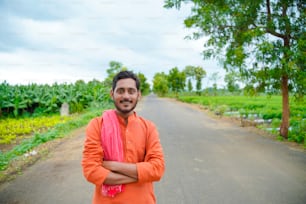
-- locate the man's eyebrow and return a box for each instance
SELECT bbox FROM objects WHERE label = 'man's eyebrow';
[116,87,136,89]
[116,87,137,91]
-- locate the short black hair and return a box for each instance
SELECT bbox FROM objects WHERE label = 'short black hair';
[112,71,140,91]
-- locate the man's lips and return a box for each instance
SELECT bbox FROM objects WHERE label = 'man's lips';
[120,100,132,104]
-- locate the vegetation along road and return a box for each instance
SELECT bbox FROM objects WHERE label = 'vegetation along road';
[0,94,305,204]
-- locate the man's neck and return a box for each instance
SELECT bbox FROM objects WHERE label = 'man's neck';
[115,110,134,125]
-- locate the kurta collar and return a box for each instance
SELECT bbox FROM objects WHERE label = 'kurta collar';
[116,111,137,125]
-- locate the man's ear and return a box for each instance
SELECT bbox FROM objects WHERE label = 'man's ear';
[110,90,114,100]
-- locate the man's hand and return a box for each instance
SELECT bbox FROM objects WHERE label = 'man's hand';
[103,161,138,179]
[102,161,117,172]
[102,161,138,185]
[103,171,137,185]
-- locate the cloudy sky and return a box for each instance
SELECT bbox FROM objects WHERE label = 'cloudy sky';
[0,0,225,87]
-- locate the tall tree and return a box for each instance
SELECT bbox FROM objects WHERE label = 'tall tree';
[184,65,206,95]
[184,65,195,91]
[153,72,169,96]
[224,71,240,93]
[104,61,127,88]
[137,72,151,95]
[187,78,193,92]
[194,66,206,94]
[164,0,305,138]
[168,67,186,96]
[209,72,221,96]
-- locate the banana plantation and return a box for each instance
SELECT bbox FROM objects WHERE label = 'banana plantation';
[0,80,110,118]
[0,80,112,171]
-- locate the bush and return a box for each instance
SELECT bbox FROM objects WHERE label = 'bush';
[289,118,306,143]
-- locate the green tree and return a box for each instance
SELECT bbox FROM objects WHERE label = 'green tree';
[153,72,169,96]
[224,72,240,93]
[164,0,305,138]
[209,72,221,96]
[167,67,186,96]
[184,65,206,95]
[104,61,127,88]
[184,65,194,91]
[137,72,150,95]
[194,66,206,95]
[187,78,193,92]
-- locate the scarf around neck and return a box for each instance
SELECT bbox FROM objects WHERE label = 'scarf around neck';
[101,110,125,197]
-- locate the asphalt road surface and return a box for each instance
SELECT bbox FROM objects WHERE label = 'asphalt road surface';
[0,94,305,204]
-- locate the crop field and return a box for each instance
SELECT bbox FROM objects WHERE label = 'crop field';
[0,79,305,172]
[177,95,305,146]
[0,80,112,172]
[0,115,72,145]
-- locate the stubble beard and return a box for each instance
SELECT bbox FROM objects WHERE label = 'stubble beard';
[114,100,138,115]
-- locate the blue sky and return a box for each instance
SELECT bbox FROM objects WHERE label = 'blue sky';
[0,0,225,86]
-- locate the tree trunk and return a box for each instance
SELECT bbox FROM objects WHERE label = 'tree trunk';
[280,75,289,138]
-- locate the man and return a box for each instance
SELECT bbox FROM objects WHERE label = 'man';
[82,71,165,204]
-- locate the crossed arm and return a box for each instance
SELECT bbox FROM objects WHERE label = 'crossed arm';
[102,161,138,185]
[82,118,165,187]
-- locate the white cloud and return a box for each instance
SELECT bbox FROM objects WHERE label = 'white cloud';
[0,0,225,86]
[0,48,104,84]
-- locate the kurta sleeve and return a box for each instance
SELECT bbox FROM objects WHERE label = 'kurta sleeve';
[136,122,165,183]
[82,117,110,186]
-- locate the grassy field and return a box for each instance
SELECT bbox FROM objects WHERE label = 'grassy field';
[175,94,305,147]
[0,93,304,175]
[0,104,112,172]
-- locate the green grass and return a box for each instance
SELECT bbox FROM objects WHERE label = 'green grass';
[0,103,112,171]
[176,94,306,147]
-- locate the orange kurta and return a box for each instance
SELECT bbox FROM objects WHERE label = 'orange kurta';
[82,111,165,204]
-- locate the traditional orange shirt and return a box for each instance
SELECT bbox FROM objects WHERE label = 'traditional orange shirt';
[82,111,165,204]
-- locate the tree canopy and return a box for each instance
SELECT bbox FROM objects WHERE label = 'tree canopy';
[137,72,151,95]
[164,0,305,138]
[184,65,206,94]
[103,61,150,95]
[153,72,169,96]
[168,67,186,96]
[104,61,127,88]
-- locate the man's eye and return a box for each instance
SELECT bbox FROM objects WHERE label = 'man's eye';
[128,89,136,94]
[117,89,124,94]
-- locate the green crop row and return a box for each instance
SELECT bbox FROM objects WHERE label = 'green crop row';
[177,95,306,146]
[0,80,114,173]
[178,95,305,119]
[0,80,110,118]
[0,105,112,171]
[0,115,73,144]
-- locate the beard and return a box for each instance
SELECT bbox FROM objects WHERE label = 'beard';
[114,99,138,115]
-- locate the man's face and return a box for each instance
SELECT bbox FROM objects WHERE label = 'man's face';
[111,78,141,116]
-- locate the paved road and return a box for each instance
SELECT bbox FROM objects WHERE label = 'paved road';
[0,94,305,204]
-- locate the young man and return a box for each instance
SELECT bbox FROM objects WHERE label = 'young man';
[82,71,165,204]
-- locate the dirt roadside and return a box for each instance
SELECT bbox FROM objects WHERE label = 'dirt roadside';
[0,126,92,204]
[168,98,305,152]
[0,96,305,204]
[0,127,87,185]
[1,99,304,185]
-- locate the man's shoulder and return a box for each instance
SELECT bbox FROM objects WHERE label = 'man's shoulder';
[88,116,103,125]
[135,114,156,128]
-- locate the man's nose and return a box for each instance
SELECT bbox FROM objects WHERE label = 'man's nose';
[122,91,130,98]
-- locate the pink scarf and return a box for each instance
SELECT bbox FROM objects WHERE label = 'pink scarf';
[101,110,125,197]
